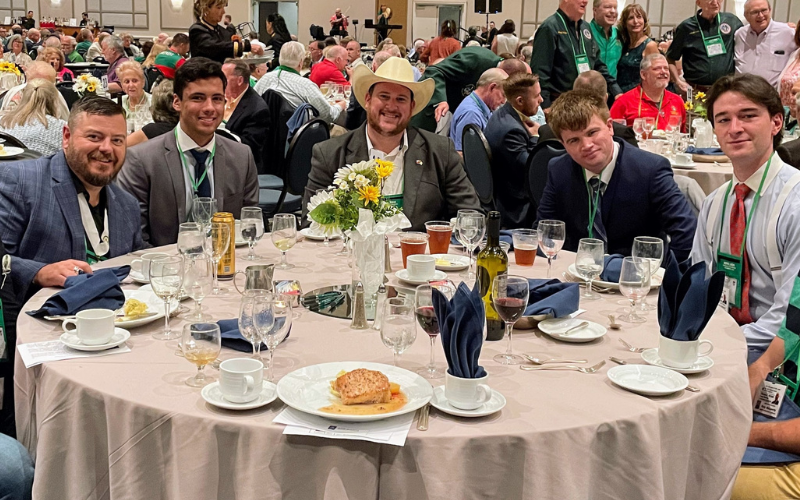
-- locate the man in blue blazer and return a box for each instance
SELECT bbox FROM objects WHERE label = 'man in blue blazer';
[535,90,696,262]
[0,97,142,299]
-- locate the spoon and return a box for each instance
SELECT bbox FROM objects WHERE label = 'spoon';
[523,354,587,365]
[608,314,621,330]
[562,321,589,336]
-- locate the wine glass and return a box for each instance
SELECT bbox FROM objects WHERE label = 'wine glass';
[618,256,651,323]
[380,297,417,366]
[632,236,663,311]
[271,213,297,270]
[315,189,333,247]
[204,222,230,295]
[674,134,689,155]
[414,283,454,379]
[537,220,565,278]
[177,222,205,256]
[575,238,605,301]
[183,253,213,320]
[457,210,486,281]
[492,275,530,365]
[255,293,292,382]
[335,230,350,256]
[643,117,655,139]
[239,289,273,359]
[632,118,645,143]
[343,85,352,100]
[181,322,221,387]
[192,197,217,229]
[240,206,265,260]
[334,84,344,100]
[149,256,184,340]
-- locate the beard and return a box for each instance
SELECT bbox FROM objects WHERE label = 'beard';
[66,145,123,187]
[366,109,410,137]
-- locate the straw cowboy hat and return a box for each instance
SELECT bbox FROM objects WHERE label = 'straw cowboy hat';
[351,56,435,116]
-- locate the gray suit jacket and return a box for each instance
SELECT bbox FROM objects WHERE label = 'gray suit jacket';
[118,128,259,247]
[778,139,800,170]
[303,123,481,231]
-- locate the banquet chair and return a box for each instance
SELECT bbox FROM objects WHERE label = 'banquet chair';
[526,140,566,209]
[270,118,330,215]
[461,123,495,212]
[261,89,295,176]
[0,133,26,149]
[672,175,705,217]
[144,66,164,93]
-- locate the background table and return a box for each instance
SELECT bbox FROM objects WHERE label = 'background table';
[15,238,752,500]
[0,148,41,162]
[672,161,734,195]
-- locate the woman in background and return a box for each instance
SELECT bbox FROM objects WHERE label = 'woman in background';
[493,19,519,56]
[616,4,659,93]
[126,79,178,147]
[265,13,291,70]
[420,20,460,64]
[189,0,251,63]
[3,35,31,69]
[0,79,67,156]
[117,61,153,131]
[142,43,166,68]
[42,47,73,82]
[778,25,800,112]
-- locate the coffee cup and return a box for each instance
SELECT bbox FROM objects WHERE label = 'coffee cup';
[406,254,436,281]
[62,309,116,345]
[130,252,169,279]
[674,153,693,165]
[219,358,264,403]
[445,371,492,410]
[658,336,714,369]
[645,139,664,155]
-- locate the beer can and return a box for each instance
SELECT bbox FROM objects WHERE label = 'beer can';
[211,212,235,279]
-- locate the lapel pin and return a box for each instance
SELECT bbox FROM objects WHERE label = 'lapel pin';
[416,160,423,165]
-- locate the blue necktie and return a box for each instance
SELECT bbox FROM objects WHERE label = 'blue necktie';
[588,177,608,243]
[189,149,211,198]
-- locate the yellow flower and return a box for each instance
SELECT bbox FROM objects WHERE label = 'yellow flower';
[374,159,394,179]
[357,185,380,205]
[86,84,96,93]
[684,101,691,111]
[695,91,706,100]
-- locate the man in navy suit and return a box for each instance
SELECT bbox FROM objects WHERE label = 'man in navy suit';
[222,58,268,172]
[0,96,142,299]
[535,89,696,261]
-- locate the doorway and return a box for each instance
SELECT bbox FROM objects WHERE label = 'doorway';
[412,3,465,42]
[256,1,299,42]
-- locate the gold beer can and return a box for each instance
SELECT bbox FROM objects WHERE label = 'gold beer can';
[211,212,235,279]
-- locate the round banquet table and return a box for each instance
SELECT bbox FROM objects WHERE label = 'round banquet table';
[672,161,734,195]
[15,237,752,500]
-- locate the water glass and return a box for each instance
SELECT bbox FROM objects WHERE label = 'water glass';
[177,222,205,256]
[149,256,184,340]
[315,189,333,247]
[241,206,265,260]
[632,118,645,142]
[239,289,273,359]
[457,210,485,281]
[380,297,417,366]
[205,222,231,295]
[643,117,655,138]
[632,236,663,311]
[618,257,651,323]
[192,197,217,228]
[492,275,530,365]
[537,220,565,278]
[255,293,292,382]
[181,322,221,387]
[271,213,297,270]
[184,253,213,320]
[575,238,605,300]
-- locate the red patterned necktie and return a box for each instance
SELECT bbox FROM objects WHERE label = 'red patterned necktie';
[730,183,753,325]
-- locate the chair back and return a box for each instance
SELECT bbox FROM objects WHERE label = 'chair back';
[215,128,241,143]
[0,132,27,148]
[461,123,494,210]
[261,89,296,176]
[274,119,329,214]
[526,139,566,209]
[57,85,80,109]
[144,66,164,93]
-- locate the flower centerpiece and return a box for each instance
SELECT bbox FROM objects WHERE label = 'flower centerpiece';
[72,74,102,96]
[0,61,22,90]
[685,90,707,120]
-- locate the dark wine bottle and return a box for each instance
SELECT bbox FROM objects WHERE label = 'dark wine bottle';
[476,211,508,341]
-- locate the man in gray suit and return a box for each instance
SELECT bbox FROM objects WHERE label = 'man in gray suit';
[303,57,481,231]
[119,57,259,247]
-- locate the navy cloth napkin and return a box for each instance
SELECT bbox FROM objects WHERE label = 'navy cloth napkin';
[27,266,131,317]
[686,146,725,156]
[657,253,724,341]
[525,279,579,318]
[217,318,291,352]
[599,254,624,282]
[431,282,487,379]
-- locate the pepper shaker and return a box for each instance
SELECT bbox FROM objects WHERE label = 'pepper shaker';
[350,282,369,329]
[372,284,387,330]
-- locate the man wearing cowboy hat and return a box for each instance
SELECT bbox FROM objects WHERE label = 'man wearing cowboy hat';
[303,56,481,231]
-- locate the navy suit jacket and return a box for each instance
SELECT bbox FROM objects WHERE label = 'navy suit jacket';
[225,87,269,173]
[535,138,697,262]
[484,101,538,228]
[0,152,143,298]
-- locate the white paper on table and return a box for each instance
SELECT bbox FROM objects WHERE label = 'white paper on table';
[18,340,131,368]
[273,407,414,446]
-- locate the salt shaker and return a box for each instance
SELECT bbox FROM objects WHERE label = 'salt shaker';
[350,282,369,329]
[372,284,387,330]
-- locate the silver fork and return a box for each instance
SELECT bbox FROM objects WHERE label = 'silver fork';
[520,360,606,373]
[618,338,647,353]
[523,354,587,365]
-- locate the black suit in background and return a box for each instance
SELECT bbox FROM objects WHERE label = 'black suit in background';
[224,87,269,174]
[0,238,21,436]
[538,122,639,148]
[189,20,250,64]
[778,138,800,170]
[221,24,237,41]
[345,92,366,130]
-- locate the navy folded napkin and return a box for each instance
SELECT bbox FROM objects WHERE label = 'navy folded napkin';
[27,266,131,318]
[525,279,579,318]
[599,254,624,282]
[217,318,291,352]
[431,282,487,379]
[686,146,725,156]
[657,253,724,341]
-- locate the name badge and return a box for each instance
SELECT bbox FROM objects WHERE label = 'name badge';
[754,379,786,418]
[704,36,726,57]
[575,54,591,74]
[716,252,743,309]
[382,194,403,210]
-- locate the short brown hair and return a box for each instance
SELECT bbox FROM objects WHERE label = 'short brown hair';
[548,90,611,140]
[572,70,607,99]
[706,73,784,150]
[502,72,539,103]
[223,58,250,80]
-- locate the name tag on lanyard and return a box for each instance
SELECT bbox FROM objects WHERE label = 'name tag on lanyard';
[704,35,726,57]
[575,54,591,74]
[382,193,403,210]
[716,252,743,309]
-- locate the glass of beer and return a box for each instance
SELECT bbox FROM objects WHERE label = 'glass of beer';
[399,232,429,268]
[512,229,537,266]
[425,220,453,255]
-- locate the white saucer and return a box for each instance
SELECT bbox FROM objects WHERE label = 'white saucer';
[607,364,688,396]
[395,269,447,285]
[429,386,506,417]
[129,270,149,284]
[641,348,714,374]
[431,254,470,271]
[537,318,606,343]
[300,228,342,241]
[201,380,278,410]
[60,327,130,351]
[0,146,24,157]
[670,159,697,169]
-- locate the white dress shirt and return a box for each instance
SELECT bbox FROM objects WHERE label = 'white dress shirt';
[734,20,798,88]
[175,124,216,216]
[691,153,800,349]
[584,142,619,189]
[253,68,342,124]
[366,128,408,196]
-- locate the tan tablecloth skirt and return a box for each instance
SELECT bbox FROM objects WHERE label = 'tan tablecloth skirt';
[672,162,734,195]
[15,238,752,500]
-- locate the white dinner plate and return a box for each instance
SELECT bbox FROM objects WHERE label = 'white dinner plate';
[60,327,130,351]
[276,361,433,422]
[641,348,714,374]
[116,286,179,329]
[431,254,470,271]
[670,159,697,169]
[429,386,506,418]
[300,228,342,241]
[607,364,689,396]
[129,269,149,284]
[202,380,278,410]
[537,318,606,343]
[567,264,664,290]
[394,269,448,286]
[0,146,24,158]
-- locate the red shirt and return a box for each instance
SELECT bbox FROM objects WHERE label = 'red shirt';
[610,86,687,133]
[309,59,349,87]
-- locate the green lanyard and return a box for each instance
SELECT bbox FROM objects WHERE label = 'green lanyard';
[557,12,590,72]
[773,341,800,401]
[174,127,216,197]
[584,171,604,239]
[84,239,108,265]
[716,157,772,256]
[638,87,664,129]
[695,13,726,57]
[469,92,490,122]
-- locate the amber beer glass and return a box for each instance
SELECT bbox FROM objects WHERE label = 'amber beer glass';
[512,229,537,266]
[399,232,429,268]
[425,220,453,254]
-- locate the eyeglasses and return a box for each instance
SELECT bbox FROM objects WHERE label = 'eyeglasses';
[749,8,769,17]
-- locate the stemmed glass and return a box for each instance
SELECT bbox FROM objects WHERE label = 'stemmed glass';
[457,210,486,281]
[335,231,350,256]
[643,117,655,139]
[380,297,417,366]
[239,289,273,359]
[271,213,297,270]
[241,206,265,260]
[575,238,605,301]
[618,256,651,323]
[183,253,213,320]
[537,220,565,278]
[255,293,292,382]
[315,189,333,247]
[414,283,455,379]
[492,275,530,365]
[632,236,663,311]
[204,222,230,295]
[632,118,645,143]
[149,256,184,340]
[192,197,217,228]
[177,222,205,256]
[181,322,221,387]
[343,85,352,100]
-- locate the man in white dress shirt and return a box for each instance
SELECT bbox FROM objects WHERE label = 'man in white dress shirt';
[734,0,797,88]
[691,73,800,360]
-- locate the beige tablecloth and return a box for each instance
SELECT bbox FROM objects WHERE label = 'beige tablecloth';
[672,162,734,195]
[15,239,752,500]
